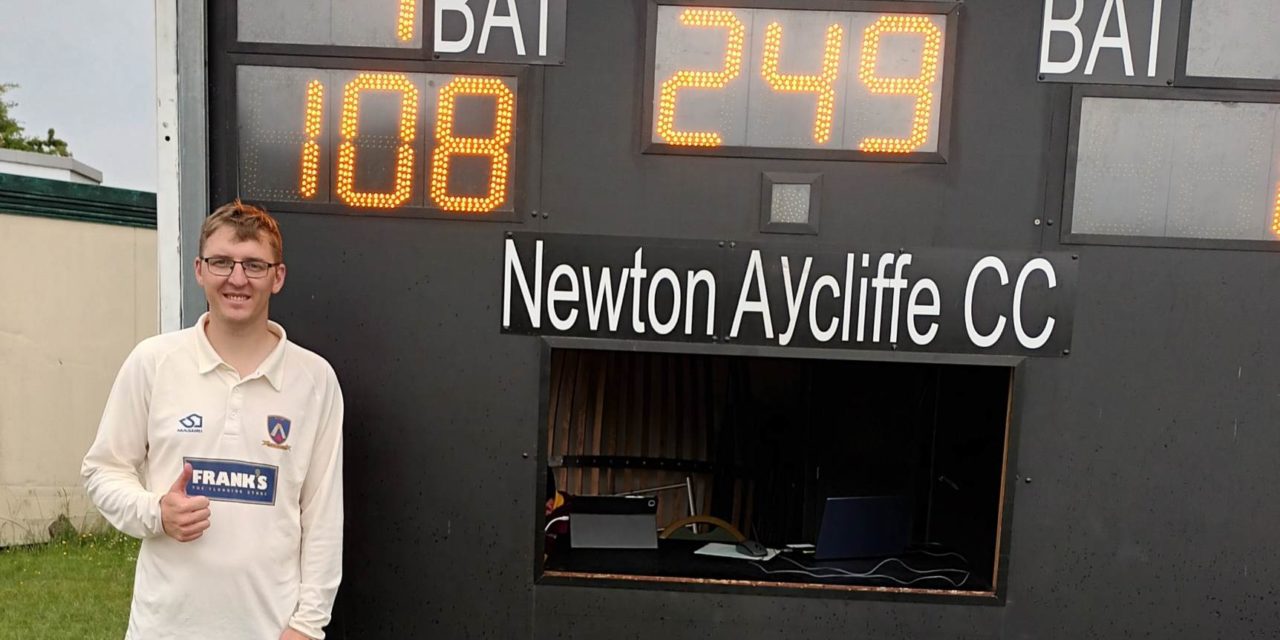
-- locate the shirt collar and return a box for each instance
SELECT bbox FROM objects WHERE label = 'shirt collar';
[194,312,288,391]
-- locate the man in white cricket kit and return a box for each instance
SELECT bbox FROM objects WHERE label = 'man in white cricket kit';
[83,201,344,639]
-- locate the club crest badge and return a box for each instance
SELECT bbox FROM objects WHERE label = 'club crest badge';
[263,415,292,451]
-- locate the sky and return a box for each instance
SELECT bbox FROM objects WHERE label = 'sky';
[0,1,157,192]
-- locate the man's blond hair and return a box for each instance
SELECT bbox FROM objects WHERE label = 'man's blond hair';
[199,200,283,262]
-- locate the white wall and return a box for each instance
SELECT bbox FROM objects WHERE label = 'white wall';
[0,212,156,545]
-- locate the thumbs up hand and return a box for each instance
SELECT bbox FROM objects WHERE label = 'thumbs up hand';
[161,463,212,542]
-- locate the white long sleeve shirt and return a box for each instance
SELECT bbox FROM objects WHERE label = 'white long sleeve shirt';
[82,314,344,640]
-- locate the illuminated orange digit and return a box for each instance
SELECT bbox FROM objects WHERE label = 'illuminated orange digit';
[1272,182,1280,239]
[299,80,324,198]
[761,22,843,145]
[336,73,419,209]
[655,9,746,147]
[429,76,515,213]
[858,15,943,154]
[397,0,415,42]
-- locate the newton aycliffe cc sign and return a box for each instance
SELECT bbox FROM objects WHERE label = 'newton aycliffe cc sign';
[501,234,1077,356]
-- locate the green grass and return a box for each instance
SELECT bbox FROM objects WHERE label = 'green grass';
[0,530,139,639]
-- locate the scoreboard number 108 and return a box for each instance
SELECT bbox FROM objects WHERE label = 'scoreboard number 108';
[238,66,521,215]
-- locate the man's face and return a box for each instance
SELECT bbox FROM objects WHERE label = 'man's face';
[194,226,286,329]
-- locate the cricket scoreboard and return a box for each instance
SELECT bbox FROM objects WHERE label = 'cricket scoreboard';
[214,0,1280,244]
[214,0,959,221]
[193,0,1280,637]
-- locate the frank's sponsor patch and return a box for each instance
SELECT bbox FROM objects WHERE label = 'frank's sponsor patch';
[183,457,278,506]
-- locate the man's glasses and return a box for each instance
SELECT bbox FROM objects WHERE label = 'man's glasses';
[200,256,278,278]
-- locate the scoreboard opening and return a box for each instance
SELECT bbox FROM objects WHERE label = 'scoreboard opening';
[538,347,1015,600]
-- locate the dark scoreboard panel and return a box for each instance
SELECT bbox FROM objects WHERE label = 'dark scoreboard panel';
[221,1,959,223]
[237,0,422,47]
[218,0,1280,243]
[204,1,1280,639]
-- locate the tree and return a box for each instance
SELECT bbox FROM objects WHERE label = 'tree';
[0,84,72,157]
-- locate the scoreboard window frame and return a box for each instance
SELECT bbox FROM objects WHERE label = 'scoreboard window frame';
[531,338,1025,605]
[219,0,432,60]
[638,0,961,164]
[207,1,543,222]
[1060,84,1280,253]
[1173,0,1280,92]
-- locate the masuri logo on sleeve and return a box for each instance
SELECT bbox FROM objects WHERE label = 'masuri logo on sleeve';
[178,413,203,433]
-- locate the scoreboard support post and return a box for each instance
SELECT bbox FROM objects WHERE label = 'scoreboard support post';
[159,0,215,332]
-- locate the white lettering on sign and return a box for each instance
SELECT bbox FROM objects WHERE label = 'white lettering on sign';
[1040,0,1086,75]
[686,269,716,336]
[434,0,475,54]
[503,238,543,329]
[809,274,841,344]
[479,0,527,55]
[907,277,941,346]
[730,250,773,340]
[435,0,552,57]
[1039,0,1168,79]
[502,240,1065,352]
[1084,0,1134,76]
[965,257,1059,349]
[965,257,1009,348]
[1013,258,1058,349]
[547,263,578,331]
[582,267,629,332]
[503,240,719,338]
[779,256,812,347]
[1147,0,1163,77]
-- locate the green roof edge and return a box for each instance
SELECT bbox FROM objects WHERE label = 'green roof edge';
[0,173,157,230]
